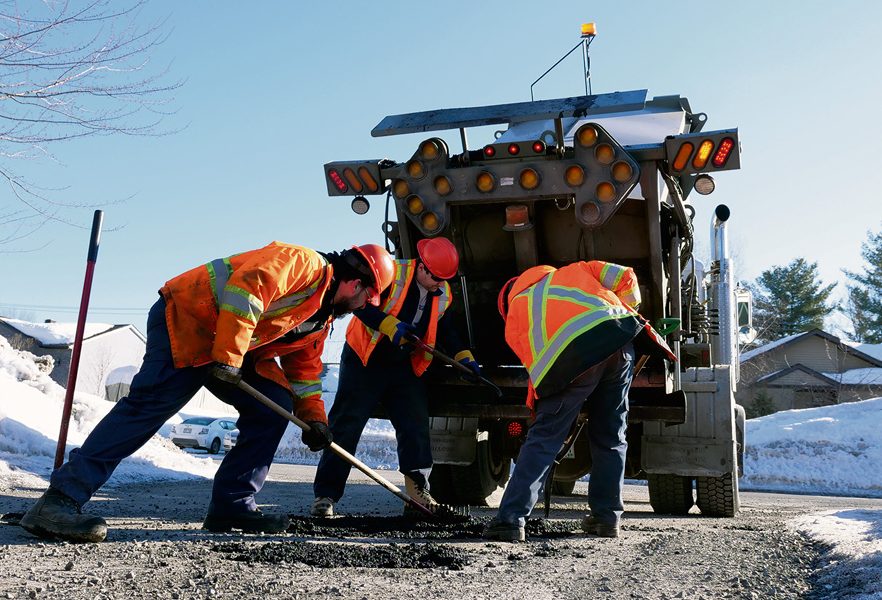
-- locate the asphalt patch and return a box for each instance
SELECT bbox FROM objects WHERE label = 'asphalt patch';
[285,515,580,540]
[214,540,471,570]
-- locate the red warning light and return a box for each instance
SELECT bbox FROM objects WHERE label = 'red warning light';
[532,141,546,154]
[508,143,521,156]
[483,145,496,158]
[507,421,524,437]
[328,169,348,193]
[712,138,735,168]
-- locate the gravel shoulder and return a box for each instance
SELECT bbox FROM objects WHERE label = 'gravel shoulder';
[3,463,881,600]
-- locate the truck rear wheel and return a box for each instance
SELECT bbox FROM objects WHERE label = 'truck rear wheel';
[429,438,510,506]
[696,471,739,517]
[550,479,577,496]
[647,474,694,515]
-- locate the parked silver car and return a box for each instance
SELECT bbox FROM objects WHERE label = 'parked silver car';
[169,417,238,454]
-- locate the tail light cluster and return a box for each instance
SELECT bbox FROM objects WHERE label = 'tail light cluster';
[389,122,640,233]
[324,160,386,196]
[664,129,740,175]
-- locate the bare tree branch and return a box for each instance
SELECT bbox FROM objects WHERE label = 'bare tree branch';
[0,0,181,245]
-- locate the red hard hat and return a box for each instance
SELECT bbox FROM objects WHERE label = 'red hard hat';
[497,276,518,321]
[352,244,395,305]
[417,237,459,280]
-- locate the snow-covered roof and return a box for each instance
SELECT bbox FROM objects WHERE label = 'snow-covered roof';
[844,341,882,362]
[741,329,882,367]
[824,368,882,386]
[0,317,115,346]
[0,317,145,347]
[740,331,805,361]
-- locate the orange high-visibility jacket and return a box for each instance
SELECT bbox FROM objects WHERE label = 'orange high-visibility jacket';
[346,259,451,376]
[160,242,333,423]
[504,260,675,409]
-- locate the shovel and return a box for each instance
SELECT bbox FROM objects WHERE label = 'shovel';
[234,379,435,518]
[404,333,503,398]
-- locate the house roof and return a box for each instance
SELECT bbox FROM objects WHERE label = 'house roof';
[756,365,840,387]
[0,318,145,348]
[756,364,882,388]
[740,328,882,368]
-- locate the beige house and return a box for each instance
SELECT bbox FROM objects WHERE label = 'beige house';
[737,329,882,415]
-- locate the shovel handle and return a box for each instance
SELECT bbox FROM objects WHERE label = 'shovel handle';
[404,334,503,397]
[234,380,434,518]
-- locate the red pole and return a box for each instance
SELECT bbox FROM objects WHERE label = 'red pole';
[54,210,104,469]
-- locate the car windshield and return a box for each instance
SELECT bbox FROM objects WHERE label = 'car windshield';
[181,417,213,426]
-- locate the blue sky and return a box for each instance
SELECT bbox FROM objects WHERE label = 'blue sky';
[1,1,880,333]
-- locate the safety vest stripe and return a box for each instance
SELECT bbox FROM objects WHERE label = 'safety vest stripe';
[264,280,321,317]
[545,286,610,308]
[366,260,409,345]
[529,306,632,386]
[528,275,550,351]
[207,258,234,306]
[599,263,626,292]
[219,285,265,324]
[289,379,322,398]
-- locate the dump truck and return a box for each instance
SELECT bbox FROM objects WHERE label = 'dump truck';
[323,83,745,517]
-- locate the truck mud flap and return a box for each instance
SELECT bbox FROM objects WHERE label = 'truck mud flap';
[429,417,478,465]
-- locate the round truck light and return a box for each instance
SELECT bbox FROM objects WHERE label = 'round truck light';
[694,174,716,195]
[406,194,424,215]
[419,139,443,161]
[565,165,585,187]
[476,171,496,193]
[483,145,496,158]
[351,196,370,215]
[507,143,520,156]
[393,179,410,199]
[433,175,453,196]
[611,161,633,183]
[519,168,540,190]
[595,143,615,165]
[532,140,546,153]
[576,125,598,148]
[421,212,440,231]
[596,181,616,203]
[406,159,425,180]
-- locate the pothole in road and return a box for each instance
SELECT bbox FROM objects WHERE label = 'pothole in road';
[214,540,471,570]
[211,517,581,570]
[284,515,580,540]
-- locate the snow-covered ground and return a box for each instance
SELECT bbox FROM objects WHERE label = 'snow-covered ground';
[1,332,881,597]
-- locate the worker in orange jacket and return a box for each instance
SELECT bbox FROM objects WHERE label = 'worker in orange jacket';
[311,237,478,517]
[484,261,675,542]
[21,242,395,544]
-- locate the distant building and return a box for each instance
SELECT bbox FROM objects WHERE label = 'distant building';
[0,317,146,399]
[737,329,882,415]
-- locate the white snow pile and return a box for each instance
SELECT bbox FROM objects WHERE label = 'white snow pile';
[741,398,882,498]
[0,335,216,492]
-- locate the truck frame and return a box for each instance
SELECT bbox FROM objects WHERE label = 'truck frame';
[323,87,745,517]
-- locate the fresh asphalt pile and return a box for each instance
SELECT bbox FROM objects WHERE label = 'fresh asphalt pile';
[214,540,472,569]
[210,516,583,570]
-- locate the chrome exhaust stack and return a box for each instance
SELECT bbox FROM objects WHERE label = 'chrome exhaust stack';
[710,204,738,385]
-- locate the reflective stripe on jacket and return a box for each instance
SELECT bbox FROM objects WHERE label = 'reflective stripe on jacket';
[346,259,451,376]
[160,242,332,422]
[504,260,673,409]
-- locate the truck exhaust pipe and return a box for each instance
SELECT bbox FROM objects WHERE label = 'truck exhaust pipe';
[710,204,736,378]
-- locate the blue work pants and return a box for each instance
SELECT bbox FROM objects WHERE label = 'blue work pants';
[313,344,432,501]
[496,342,634,527]
[50,297,293,515]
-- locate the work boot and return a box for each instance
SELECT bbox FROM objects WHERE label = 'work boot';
[310,497,335,518]
[20,488,107,543]
[403,475,440,516]
[581,514,620,538]
[483,519,526,542]
[202,508,289,534]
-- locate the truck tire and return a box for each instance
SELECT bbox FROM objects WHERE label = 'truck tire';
[696,471,739,517]
[430,438,511,506]
[647,474,694,515]
[551,479,577,496]
[208,437,221,455]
